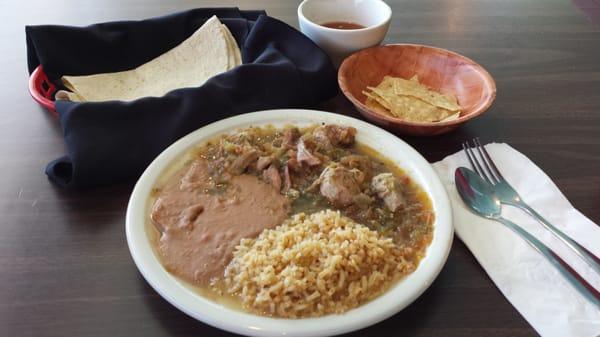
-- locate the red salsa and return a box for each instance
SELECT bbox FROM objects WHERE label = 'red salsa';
[320,21,365,30]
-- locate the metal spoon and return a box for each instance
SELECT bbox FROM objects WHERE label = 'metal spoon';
[455,167,600,308]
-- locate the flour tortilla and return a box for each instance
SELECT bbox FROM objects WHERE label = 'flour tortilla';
[59,16,241,102]
[55,89,84,102]
[222,24,242,68]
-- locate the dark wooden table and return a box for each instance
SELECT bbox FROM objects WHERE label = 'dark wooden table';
[2,0,599,336]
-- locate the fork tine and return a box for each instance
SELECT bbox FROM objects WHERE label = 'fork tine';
[473,138,499,184]
[463,141,493,184]
[462,142,477,171]
[474,138,505,181]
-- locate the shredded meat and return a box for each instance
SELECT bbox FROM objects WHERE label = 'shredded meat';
[297,139,321,166]
[256,156,274,170]
[318,164,364,207]
[263,164,282,191]
[371,173,405,212]
[313,125,357,148]
[230,149,259,174]
[312,127,332,150]
[282,128,300,149]
[283,165,292,191]
[286,151,301,172]
[340,155,373,182]
[328,125,357,146]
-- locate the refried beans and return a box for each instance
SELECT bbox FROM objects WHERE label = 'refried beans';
[150,159,290,285]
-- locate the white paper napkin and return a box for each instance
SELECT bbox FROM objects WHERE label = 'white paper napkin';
[433,143,600,337]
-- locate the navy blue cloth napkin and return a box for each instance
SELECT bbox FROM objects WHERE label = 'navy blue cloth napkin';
[25,8,337,188]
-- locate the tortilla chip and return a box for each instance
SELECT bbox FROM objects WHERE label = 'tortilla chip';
[364,87,393,109]
[390,95,452,122]
[438,111,461,122]
[365,96,393,117]
[363,75,461,123]
[391,75,461,112]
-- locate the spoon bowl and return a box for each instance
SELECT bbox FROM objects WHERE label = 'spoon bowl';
[454,167,501,218]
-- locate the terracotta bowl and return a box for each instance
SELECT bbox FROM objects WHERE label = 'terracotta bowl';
[338,44,496,136]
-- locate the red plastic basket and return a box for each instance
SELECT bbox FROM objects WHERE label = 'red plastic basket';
[28,65,57,116]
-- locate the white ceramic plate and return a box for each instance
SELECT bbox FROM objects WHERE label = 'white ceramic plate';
[126,109,453,337]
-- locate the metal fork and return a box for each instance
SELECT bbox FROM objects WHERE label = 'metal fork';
[463,138,600,277]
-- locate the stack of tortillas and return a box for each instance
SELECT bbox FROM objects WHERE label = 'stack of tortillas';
[56,16,241,102]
